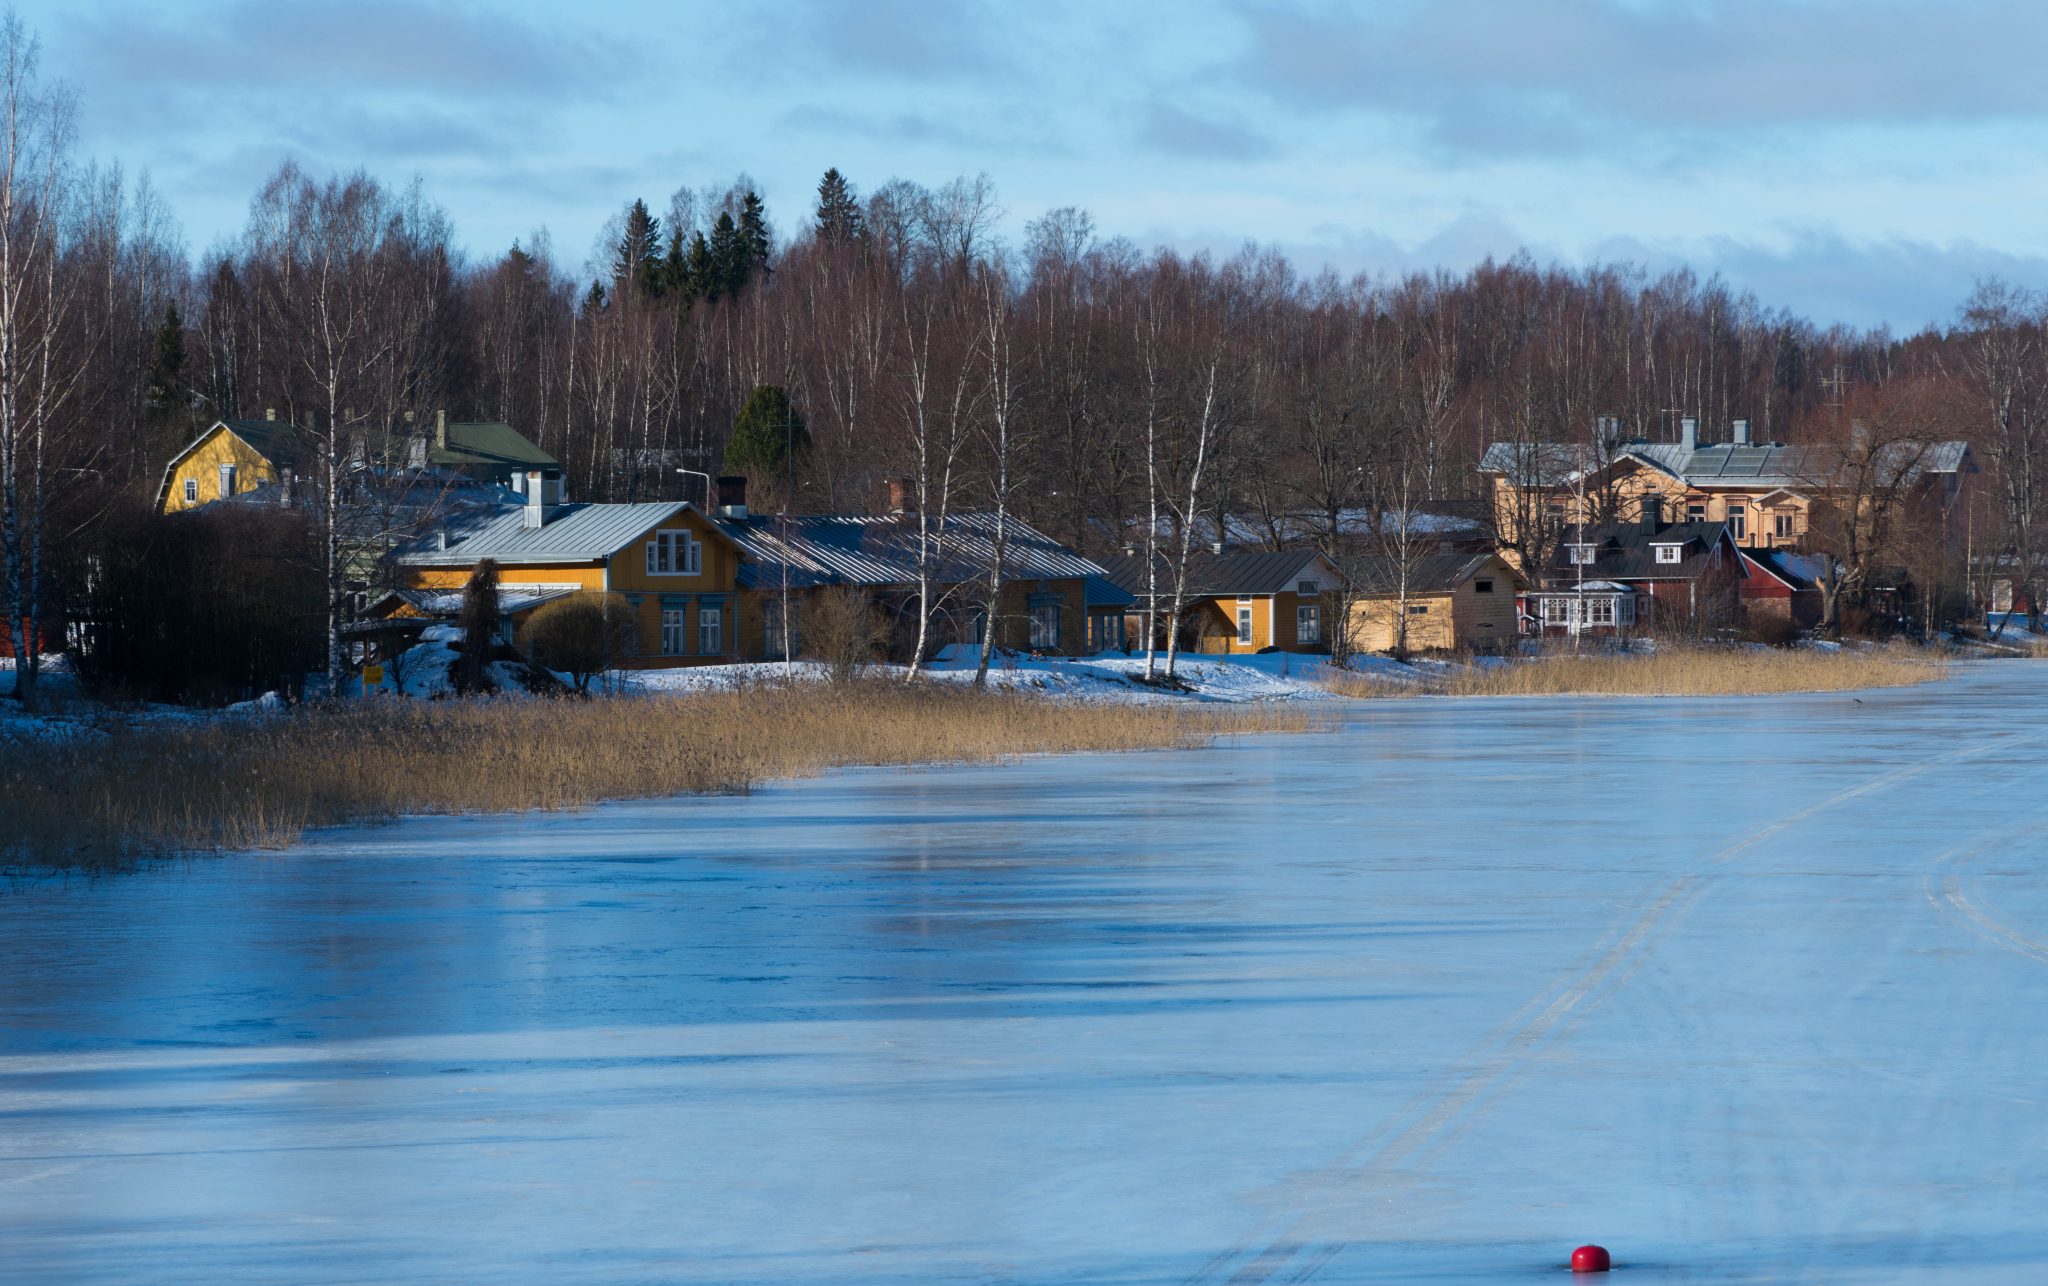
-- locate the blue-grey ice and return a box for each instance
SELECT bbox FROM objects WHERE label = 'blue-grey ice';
[4,664,2046,1283]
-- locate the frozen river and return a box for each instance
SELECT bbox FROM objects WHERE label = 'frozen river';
[5,664,2048,1284]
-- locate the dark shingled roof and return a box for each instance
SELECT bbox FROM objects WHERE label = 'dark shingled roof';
[1351,553,1521,595]
[1098,549,1331,599]
[1537,521,1743,588]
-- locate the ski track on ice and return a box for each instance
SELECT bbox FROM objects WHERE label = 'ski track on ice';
[1192,732,2033,1286]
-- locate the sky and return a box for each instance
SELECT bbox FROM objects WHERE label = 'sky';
[24,0,2048,332]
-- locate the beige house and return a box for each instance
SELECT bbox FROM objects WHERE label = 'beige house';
[1348,553,1525,654]
[1478,418,1976,569]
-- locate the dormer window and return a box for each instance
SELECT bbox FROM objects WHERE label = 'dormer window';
[1654,544,1681,564]
[1568,544,1596,565]
[646,530,701,576]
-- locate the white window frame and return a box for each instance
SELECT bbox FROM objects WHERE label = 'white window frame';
[1296,604,1320,643]
[1568,544,1596,565]
[697,604,722,655]
[661,608,687,656]
[1774,511,1796,539]
[218,464,237,498]
[1654,544,1681,564]
[645,530,701,577]
[183,477,197,503]
[1728,507,1748,540]
[1236,607,1253,645]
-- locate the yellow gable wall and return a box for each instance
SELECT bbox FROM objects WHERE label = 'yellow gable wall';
[161,427,281,512]
[608,509,739,595]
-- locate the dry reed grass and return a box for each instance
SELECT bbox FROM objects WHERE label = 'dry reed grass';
[1319,645,1947,700]
[1,682,1318,871]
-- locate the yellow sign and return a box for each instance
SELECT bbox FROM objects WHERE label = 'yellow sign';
[362,665,385,688]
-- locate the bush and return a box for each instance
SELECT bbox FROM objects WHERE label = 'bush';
[1740,612,1802,648]
[524,591,638,693]
[802,586,889,683]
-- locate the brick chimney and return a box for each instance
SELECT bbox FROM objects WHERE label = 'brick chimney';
[888,476,915,514]
[716,475,748,517]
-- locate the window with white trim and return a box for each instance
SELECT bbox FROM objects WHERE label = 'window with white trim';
[1585,597,1615,626]
[1654,544,1681,564]
[645,530,701,576]
[1728,507,1748,540]
[1568,544,1596,565]
[1237,607,1253,644]
[1296,604,1320,643]
[697,605,722,655]
[1542,598,1573,625]
[1774,511,1796,538]
[183,478,197,503]
[661,609,687,656]
[218,464,237,498]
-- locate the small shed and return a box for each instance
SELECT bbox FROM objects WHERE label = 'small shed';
[1349,553,1525,653]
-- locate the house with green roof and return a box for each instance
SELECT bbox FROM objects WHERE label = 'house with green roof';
[156,411,556,513]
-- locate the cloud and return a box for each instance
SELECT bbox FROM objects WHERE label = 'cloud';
[1137,104,1276,161]
[68,1,629,96]
[1231,0,2048,156]
[779,0,1009,80]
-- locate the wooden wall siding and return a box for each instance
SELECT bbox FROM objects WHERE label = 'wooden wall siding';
[1183,590,1334,654]
[608,511,739,596]
[406,564,608,591]
[1349,592,1456,652]
[1449,575,1519,650]
[163,429,278,512]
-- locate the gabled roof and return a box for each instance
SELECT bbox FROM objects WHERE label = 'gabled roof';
[392,501,742,566]
[154,419,311,508]
[716,511,1108,590]
[1539,521,1745,586]
[432,422,557,472]
[1741,548,1828,592]
[1097,549,1334,599]
[1352,552,1525,596]
[1483,438,1974,490]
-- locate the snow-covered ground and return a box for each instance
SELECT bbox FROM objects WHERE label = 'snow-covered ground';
[5,664,2048,1282]
[624,647,1366,702]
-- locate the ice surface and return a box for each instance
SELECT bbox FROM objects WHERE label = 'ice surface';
[4,664,2048,1283]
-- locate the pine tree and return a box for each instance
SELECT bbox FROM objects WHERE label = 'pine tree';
[725,384,810,480]
[145,301,186,409]
[816,168,862,244]
[663,227,688,302]
[456,558,502,694]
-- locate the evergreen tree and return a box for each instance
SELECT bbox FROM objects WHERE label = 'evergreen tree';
[707,211,742,299]
[816,168,862,244]
[725,384,810,480]
[456,558,502,694]
[613,199,663,297]
[663,226,689,302]
[685,231,715,301]
[739,191,770,273]
[145,301,186,410]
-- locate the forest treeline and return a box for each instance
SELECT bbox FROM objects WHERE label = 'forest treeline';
[4,10,2047,693]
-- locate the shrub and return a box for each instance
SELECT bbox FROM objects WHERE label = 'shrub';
[455,559,501,694]
[524,591,638,693]
[802,586,889,683]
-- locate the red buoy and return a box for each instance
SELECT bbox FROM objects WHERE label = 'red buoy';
[1571,1244,1611,1273]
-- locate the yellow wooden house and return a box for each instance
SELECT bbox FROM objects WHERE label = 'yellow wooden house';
[157,412,558,513]
[378,476,748,667]
[375,476,1117,667]
[1347,553,1526,654]
[1100,549,1344,654]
